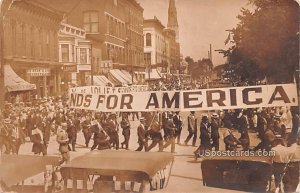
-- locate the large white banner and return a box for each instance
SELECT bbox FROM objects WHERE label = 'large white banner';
[69,84,298,112]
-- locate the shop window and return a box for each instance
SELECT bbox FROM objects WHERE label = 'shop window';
[83,11,99,33]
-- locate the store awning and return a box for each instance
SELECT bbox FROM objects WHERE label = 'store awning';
[86,75,114,86]
[4,65,36,92]
[121,70,137,83]
[108,69,134,86]
[145,69,162,80]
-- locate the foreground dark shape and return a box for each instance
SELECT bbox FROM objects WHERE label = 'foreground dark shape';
[201,155,273,192]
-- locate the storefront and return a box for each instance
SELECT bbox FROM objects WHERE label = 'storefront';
[4,65,36,102]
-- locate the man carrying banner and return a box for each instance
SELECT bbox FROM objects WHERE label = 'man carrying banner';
[163,113,176,153]
[147,113,164,152]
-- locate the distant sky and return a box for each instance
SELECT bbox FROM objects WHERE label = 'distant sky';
[137,0,251,65]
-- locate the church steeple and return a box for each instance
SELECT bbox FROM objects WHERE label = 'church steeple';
[167,0,179,42]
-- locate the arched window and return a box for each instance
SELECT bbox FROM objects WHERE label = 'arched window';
[146,33,151,47]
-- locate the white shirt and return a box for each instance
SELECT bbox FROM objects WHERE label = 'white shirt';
[272,145,291,163]
[288,143,300,162]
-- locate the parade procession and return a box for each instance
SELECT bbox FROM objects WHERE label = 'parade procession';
[0,0,300,193]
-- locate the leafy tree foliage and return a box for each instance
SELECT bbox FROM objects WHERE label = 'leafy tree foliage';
[220,0,299,84]
[185,56,213,79]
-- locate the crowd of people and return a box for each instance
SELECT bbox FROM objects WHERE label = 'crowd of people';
[0,96,299,192]
[0,98,299,156]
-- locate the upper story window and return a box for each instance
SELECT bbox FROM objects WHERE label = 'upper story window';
[61,44,69,62]
[80,48,87,64]
[146,33,152,47]
[83,11,99,33]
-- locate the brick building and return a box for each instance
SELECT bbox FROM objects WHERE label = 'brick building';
[3,0,63,99]
[47,0,145,85]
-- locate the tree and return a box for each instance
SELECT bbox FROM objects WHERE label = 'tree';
[185,56,194,75]
[220,0,299,84]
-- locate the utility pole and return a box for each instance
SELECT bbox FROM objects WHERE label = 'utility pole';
[209,44,212,62]
[91,42,94,85]
[0,0,5,109]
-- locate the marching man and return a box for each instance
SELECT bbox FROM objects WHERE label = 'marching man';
[56,122,70,165]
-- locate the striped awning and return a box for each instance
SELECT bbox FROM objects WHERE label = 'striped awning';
[108,69,135,86]
[86,75,114,86]
[4,65,36,92]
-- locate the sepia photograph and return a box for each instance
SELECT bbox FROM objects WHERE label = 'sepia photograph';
[0,0,299,192]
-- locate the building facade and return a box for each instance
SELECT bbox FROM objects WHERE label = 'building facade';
[3,0,63,98]
[58,23,92,87]
[143,18,167,71]
[143,17,181,74]
[47,0,145,84]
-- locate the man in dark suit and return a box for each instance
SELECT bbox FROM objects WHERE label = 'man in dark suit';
[184,111,197,146]
[163,113,176,153]
[194,114,211,157]
[136,117,148,151]
[173,111,183,144]
[210,113,220,151]
[107,113,119,150]
[66,117,77,151]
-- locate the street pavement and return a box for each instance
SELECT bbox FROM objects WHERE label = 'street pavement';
[16,112,262,193]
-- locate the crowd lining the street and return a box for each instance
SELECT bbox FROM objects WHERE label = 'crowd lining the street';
[0,94,299,192]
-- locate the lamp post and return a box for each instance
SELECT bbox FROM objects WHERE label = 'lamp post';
[0,0,5,109]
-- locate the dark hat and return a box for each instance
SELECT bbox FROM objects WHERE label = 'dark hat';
[109,113,117,118]
[211,113,219,118]
[190,111,195,114]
